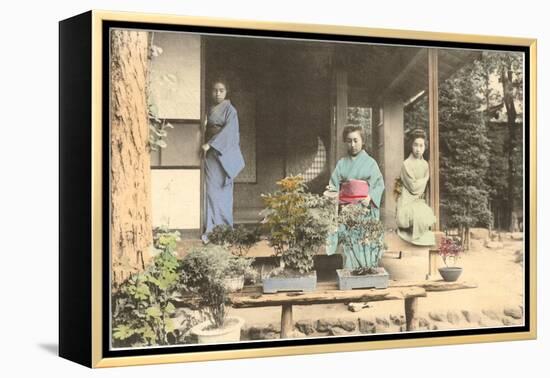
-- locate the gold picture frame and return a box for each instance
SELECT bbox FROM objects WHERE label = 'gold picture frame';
[59,10,537,368]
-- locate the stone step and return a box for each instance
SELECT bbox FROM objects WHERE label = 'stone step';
[380,230,443,281]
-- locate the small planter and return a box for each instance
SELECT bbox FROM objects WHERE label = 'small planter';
[190,316,244,344]
[438,267,463,282]
[336,267,389,290]
[223,276,245,292]
[262,270,317,293]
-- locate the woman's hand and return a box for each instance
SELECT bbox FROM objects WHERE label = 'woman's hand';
[361,195,371,206]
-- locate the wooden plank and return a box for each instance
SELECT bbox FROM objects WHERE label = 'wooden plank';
[388,280,478,291]
[229,286,426,308]
[231,279,476,296]
[174,280,476,309]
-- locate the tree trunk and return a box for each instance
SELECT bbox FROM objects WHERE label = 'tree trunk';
[110,30,152,285]
[501,62,517,231]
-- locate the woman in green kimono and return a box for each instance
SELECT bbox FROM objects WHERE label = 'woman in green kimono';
[396,129,436,246]
[325,126,385,270]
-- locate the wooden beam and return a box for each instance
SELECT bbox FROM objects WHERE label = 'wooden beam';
[389,280,477,291]
[428,49,441,231]
[382,49,427,100]
[174,280,476,309]
[229,286,426,308]
[335,70,348,161]
[200,36,206,236]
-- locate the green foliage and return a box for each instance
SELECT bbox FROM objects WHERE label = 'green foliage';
[439,62,493,242]
[180,246,233,329]
[404,52,524,233]
[337,203,385,273]
[477,52,524,229]
[146,38,172,153]
[227,255,254,278]
[148,103,173,152]
[153,226,181,255]
[207,224,261,257]
[261,175,337,273]
[112,248,188,347]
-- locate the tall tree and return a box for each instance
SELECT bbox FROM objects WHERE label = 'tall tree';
[439,63,493,248]
[478,52,523,230]
[110,29,153,284]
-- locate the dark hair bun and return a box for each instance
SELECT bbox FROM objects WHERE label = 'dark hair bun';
[409,128,427,141]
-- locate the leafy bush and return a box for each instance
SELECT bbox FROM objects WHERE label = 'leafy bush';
[112,249,188,347]
[261,175,336,274]
[152,226,181,254]
[180,246,233,329]
[227,255,254,278]
[148,103,173,151]
[207,224,261,257]
[337,202,385,275]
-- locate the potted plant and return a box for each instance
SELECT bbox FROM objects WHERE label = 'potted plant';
[336,202,389,290]
[438,236,464,282]
[181,245,244,344]
[112,227,196,347]
[260,175,336,293]
[207,224,261,291]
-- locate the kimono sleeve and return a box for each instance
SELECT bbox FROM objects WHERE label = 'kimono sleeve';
[400,160,429,196]
[329,161,343,192]
[368,159,385,208]
[208,107,239,155]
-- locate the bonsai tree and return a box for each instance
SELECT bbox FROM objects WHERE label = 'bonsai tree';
[438,236,464,267]
[207,224,261,257]
[337,202,385,275]
[207,224,260,282]
[261,175,336,274]
[180,245,233,329]
[112,227,191,347]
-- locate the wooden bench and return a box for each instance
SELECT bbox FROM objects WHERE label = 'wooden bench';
[229,280,477,338]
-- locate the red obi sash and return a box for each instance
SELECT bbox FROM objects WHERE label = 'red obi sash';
[339,179,369,205]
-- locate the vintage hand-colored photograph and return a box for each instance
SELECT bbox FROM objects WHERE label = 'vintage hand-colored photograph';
[107,23,529,352]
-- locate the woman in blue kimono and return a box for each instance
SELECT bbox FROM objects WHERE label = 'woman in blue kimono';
[325,126,385,269]
[201,80,245,243]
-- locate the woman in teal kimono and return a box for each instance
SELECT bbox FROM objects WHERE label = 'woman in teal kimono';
[201,80,245,243]
[396,129,436,246]
[326,126,385,270]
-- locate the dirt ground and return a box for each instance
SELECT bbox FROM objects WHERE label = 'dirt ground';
[225,235,525,336]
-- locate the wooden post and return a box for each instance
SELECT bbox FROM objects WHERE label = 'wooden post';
[335,70,348,162]
[427,249,439,280]
[280,304,294,338]
[382,96,404,228]
[404,297,419,331]
[428,49,440,231]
